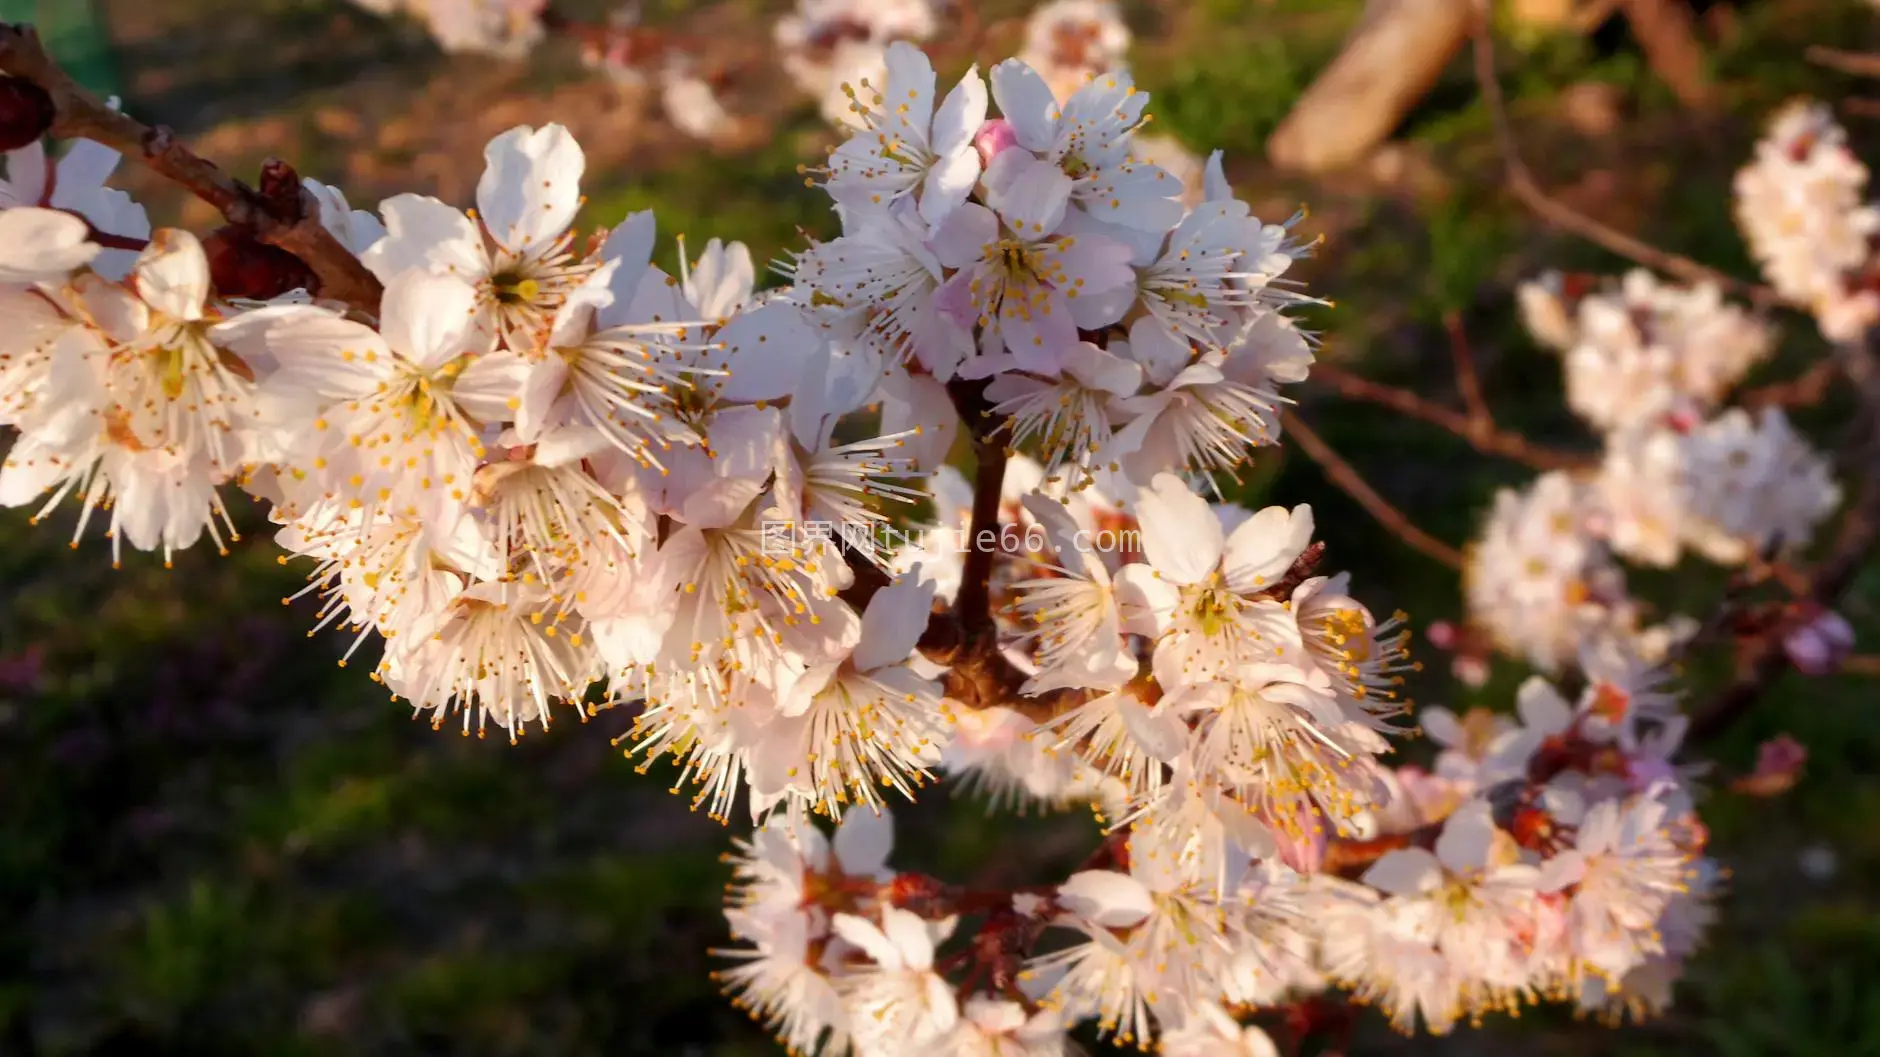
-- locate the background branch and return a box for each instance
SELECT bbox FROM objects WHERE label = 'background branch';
[1309,361,1591,470]
[1468,4,1780,309]
[0,23,383,314]
[1281,410,1465,569]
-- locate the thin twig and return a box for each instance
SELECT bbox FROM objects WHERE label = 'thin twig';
[0,23,383,314]
[1310,360,1592,471]
[1444,310,1493,427]
[1741,359,1839,412]
[1840,654,1880,676]
[1280,410,1465,570]
[1467,3,1780,309]
[1807,46,1880,79]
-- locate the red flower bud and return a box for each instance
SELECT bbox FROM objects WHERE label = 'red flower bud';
[202,224,318,301]
[0,74,55,153]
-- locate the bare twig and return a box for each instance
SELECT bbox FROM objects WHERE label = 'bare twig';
[1841,654,1880,676]
[1444,310,1493,428]
[1742,359,1839,412]
[1617,0,1712,106]
[0,23,383,314]
[1467,4,1780,308]
[1310,360,1592,471]
[1281,410,1465,570]
[1807,46,1880,79]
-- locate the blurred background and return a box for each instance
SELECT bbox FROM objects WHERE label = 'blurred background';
[3,0,1879,1054]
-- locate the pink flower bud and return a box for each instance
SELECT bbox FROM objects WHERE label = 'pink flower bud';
[1625,754,1678,791]
[1783,607,1856,675]
[1731,733,1807,797]
[1425,620,1458,650]
[973,119,1019,167]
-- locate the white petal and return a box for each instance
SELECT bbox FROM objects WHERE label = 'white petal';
[381,271,482,369]
[1221,504,1312,593]
[855,572,937,671]
[989,59,1059,151]
[929,201,999,270]
[833,806,895,877]
[1434,799,1497,873]
[1057,869,1154,928]
[981,149,1071,237]
[0,208,98,283]
[1135,473,1222,584]
[361,193,484,281]
[831,913,904,970]
[881,906,935,971]
[1360,847,1442,896]
[476,123,584,256]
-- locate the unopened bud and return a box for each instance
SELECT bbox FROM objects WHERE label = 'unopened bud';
[1782,605,1855,675]
[973,118,1019,168]
[202,224,318,301]
[0,75,55,153]
[1731,733,1806,797]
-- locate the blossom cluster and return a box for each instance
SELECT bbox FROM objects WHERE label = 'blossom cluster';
[1480,104,1859,676]
[1734,100,1880,342]
[719,641,1719,1053]
[347,0,548,57]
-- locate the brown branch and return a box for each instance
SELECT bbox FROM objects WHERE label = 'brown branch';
[1445,310,1492,428]
[1742,359,1838,412]
[947,377,1008,640]
[1840,654,1880,676]
[1618,0,1713,107]
[1467,4,1780,309]
[1807,46,1880,79]
[1280,410,1465,570]
[0,23,383,314]
[1309,360,1592,471]
[1688,330,1880,742]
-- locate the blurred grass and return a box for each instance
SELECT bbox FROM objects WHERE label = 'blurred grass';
[4,0,1880,1054]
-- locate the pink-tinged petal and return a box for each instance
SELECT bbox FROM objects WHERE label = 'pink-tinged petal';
[685,238,755,320]
[0,208,97,282]
[1113,562,1176,636]
[932,65,989,156]
[833,806,895,877]
[989,59,1059,151]
[1117,693,1187,763]
[1361,847,1443,896]
[929,201,999,269]
[1515,676,1575,734]
[3,142,48,204]
[1222,504,1313,593]
[920,146,982,225]
[1125,317,1192,386]
[831,913,903,970]
[882,42,938,144]
[451,350,529,424]
[1419,706,1466,750]
[855,572,938,671]
[1535,850,1585,892]
[705,404,783,485]
[1061,340,1142,396]
[381,271,483,369]
[53,138,121,198]
[932,270,981,333]
[130,229,211,321]
[1057,869,1154,928]
[678,475,763,529]
[1049,231,1135,303]
[597,210,657,315]
[477,123,584,256]
[547,259,618,347]
[1092,162,1186,232]
[1136,473,1223,584]
[982,150,1071,237]
[718,301,818,403]
[361,193,483,282]
[881,906,935,971]
[1434,799,1497,873]
[999,288,1076,373]
[1203,149,1233,203]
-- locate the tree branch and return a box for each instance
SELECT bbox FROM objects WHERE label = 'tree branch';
[1618,0,1713,107]
[1742,359,1838,412]
[1467,3,1779,308]
[1807,46,1880,79]
[1309,361,1592,470]
[0,23,383,315]
[947,378,1008,641]
[1445,310,1494,429]
[1280,410,1465,570]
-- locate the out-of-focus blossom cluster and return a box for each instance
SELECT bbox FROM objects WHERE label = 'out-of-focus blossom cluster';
[777,0,949,127]
[1484,101,1863,676]
[1734,100,1880,342]
[348,0,549,57]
